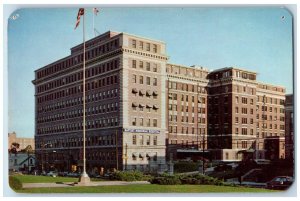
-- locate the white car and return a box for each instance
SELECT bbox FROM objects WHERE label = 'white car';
[46,171,58,177]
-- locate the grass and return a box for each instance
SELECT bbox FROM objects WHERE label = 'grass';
[11,175,105,183]
[14,184,277,193]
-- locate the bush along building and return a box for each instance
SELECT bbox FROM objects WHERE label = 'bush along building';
[32,31,288,174]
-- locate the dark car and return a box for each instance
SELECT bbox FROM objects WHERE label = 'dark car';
[266,176,293,190]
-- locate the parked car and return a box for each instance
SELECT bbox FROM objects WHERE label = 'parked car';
[266,176,293,190]
[58,171,69,177]
[46,171,58,177]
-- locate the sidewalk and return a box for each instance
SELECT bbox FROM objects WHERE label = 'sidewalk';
[22,181,150,189]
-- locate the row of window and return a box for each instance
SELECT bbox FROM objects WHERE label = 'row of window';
[168,104,206,113]
[37,103,119,123]
[132,135,158,146]
[132,74,158,86]
[257,123,285,130]
[257,95,285,105]
[38,134,119,149]
[37,39,120,79]
[37,59,120,93]
[132,103,159,112]
[131,39,158,53]
[37,89,118,113]
[37,117,119,134]
[132,118,158,127]
[168,81,207,93]
[37,75,118,104]
[131,59,159,72]
[168,126,206,134]
[168,94,206,103]
[168,115,206,123]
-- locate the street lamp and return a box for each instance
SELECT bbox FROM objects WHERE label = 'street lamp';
[40,142,52,173]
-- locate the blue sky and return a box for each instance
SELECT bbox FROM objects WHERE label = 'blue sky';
[7,7,293,138]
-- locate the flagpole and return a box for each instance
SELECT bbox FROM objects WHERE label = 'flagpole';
[79,9,90,184]
[93,10,95,37]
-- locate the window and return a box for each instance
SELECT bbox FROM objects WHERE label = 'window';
[153,136,157,145]
[235,96,239,103]
[139,118,143,126]
[235,117,239,123]
[235,107,239,113]
[242,108,247,114]
[153,119,157,127]
[147,119,150,127]
[242,118,247,124]
[153,44,157,53]
[132,39,136,48]
[139,41,143,49]
[132,60,136,68]
[242,141,247,148]
[153,64,157,72]
[242,128,247,135]
[153,78,157,86]
[146,62,150,71]
[242,97,247,104]
[146,77,151,85]
[132,118,136,126]
[146,43,150,51]
[235,128,239,134]
[139,135,143,145]
[132,74,137,83]
[146,136,150,145]
[139,61,143,69]
[139,76,143,84]
[132,135,136,145]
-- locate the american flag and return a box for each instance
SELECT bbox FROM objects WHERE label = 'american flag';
[75,8,85,29]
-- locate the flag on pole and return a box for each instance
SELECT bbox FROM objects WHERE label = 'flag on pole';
[75,8,85,30]
[93,8,99,15]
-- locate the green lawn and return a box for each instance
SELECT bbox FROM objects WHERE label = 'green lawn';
[14,184,277,194]
[11,175,105,183]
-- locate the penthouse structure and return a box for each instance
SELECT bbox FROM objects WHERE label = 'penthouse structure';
[33,31,288,173]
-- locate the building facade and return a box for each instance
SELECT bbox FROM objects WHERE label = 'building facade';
[33,31,289,173]
[8,132,35,151]
[285,94,294,160]
[32,31,168,173]
[166,64,209,161]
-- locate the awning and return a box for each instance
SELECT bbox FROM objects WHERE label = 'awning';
[153,105,159,109]
[139,104,145,108]
[139,153,145,158]
[139,90,145,95]
[168,94,173,98]
[132,102,138,107]
[146,153,154,157]
[132,152,138,157]
[132,88,138,93]
[153,91,158,96]
[146,104,152,108]
[146,90,152,96]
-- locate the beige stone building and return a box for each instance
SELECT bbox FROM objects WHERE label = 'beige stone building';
[8,132,35,151]
[33,31,167,173]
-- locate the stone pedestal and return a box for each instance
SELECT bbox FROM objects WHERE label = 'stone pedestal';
[78,172,91,185]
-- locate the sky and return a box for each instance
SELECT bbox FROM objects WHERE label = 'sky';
[6,6,293,138]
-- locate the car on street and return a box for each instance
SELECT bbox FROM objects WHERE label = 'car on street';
[266,176,293,190]
[46,171,58,177]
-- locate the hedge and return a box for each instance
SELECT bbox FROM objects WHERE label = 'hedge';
[111,171,151,181]
[150,173,226,186]
[9,176,22,190]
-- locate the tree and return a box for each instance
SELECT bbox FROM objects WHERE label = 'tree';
[10,142,20,154]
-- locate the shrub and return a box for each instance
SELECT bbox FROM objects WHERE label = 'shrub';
[150,175,181,185]
[9,176,22,190]
[179,174,225,186]
[174,161,200,173]
[111,171,151,181]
